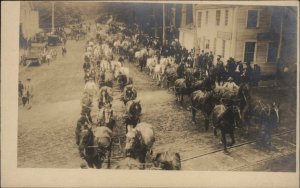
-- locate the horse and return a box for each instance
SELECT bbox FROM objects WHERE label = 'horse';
[123,100,142,133]
[237,82,251,123]
[164,63,178,89]
[125,122,155,166]
[117,73,133,91]
[243,100,280,136]
[211,104,241,153]
[97,105,115,131]
[84,79,98,99]
[191,90,218,130]
[195,74,216,92]
[78,126,113,169]
[98,86,113,109]
[153,64,166,85]
[174,73,194,103]
[121,84,137,105]
[81,91,93,108]
[152,151,181,170]
[146,57,158,76]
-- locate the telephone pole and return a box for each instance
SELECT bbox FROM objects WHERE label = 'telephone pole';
[162,3,166,46]
[277,7,285,60]
[51,2,55,34]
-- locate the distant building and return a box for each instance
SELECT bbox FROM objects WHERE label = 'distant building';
[179,23,194,51]
[20,1,40,41]
[180,5,297,75]
[178,4,195,51]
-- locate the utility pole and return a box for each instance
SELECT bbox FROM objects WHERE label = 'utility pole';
[193,4,197,68]
[170,5,176,39]
[180,4,187,28]
[51,2,55,34]
[162,3,166,46]
[153,8,157,37]
[277,7,285,60]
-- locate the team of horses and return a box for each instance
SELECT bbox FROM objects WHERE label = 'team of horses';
[77,22,181,170]
[124,26,281,154]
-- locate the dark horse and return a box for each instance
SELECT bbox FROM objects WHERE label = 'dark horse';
[211,104,241,153]
[191,90,218,130]
[78,126,113,168]
[117,74,133,91]
[123,100,142,133]
[98,86,113,109]
[175,72,216,103]
[121,85,137,105]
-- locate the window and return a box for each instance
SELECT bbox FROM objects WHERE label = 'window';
[225,10,229,26]
[205,40,210,49]
[222,40,226,57]
[267,42,278,62]
[205,11,209,24]
[216,10,221,26]
[244,42,256,63]
[198,12,202,27]
[247,10,258,28]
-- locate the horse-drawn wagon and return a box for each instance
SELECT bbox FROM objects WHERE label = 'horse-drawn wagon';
[48,35,62,46]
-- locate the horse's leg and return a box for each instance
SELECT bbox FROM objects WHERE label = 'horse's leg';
[229,132,235,147]
[180,93,183,104]
[222,132,228,153]
[86,159,94,168]
[191,107,196,123]
[213,127,218,137]
[125,123,128,133]
[204,117,209,131]
[140,152,146,169]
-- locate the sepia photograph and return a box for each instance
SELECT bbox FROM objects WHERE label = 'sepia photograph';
[1,1,299,187]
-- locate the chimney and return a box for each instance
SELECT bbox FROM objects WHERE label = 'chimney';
[180,4,187,28]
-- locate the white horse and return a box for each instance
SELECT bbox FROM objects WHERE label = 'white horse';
[146,56,158,77]
[101,59,112,71]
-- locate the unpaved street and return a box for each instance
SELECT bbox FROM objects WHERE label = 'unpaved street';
[18,28,296,171]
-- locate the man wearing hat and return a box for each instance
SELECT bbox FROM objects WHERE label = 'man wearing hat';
[18,80,24,99]
[23,78,33,107]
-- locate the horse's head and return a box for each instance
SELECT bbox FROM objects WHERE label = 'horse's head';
[125,129,140,155]
[126,87,134,98]
[79,128,93,151]
[129,100,142,117]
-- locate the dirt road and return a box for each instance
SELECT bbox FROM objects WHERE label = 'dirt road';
[18,30,296,171]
